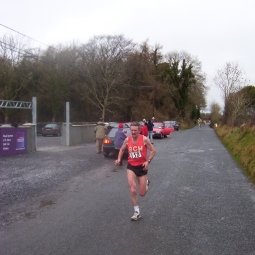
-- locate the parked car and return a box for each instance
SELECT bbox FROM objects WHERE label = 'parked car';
[42,123,61,137]
[104,122,118,128]
[104,122,130,134]
[103,127,131,157]
[37,123,45,135]
[104,122,130,128]
[22,123,44,134]
[0,124,12,127]
[153,122,172,138]
[163,120,179,131]
[163,123,174,134]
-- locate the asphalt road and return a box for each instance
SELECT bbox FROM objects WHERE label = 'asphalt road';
[1,125,255,255]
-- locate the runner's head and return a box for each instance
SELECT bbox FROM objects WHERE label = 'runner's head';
[130,122,141,138]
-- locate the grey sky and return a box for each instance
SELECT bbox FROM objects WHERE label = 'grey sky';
[1,0,255,110]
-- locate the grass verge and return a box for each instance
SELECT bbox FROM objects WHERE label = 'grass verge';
[215,125,255,183]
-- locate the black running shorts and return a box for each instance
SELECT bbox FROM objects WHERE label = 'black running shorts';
[127,163,148,177]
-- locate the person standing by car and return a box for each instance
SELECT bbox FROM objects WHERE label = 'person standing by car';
[140,119,148,137]
[147,119,154,144]
[114,123,127,166]
[94,119,108,154]
[115,122,156,221]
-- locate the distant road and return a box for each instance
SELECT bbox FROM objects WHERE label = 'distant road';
[1,124,255,255]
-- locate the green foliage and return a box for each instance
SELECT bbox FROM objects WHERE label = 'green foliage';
[210,102,222,126]
[160,51,206,120]
[161,59,194,117]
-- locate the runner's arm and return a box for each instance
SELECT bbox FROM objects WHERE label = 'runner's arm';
[143,136,156,164]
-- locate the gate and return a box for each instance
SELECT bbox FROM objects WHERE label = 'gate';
[0,97,37,155]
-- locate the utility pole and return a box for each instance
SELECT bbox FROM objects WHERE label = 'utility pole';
[152,83,156,117]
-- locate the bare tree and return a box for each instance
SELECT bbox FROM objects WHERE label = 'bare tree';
[36,45,79,122]
[0,35,29,123]
[120,41,161,120]
[77,35,135,121]
[229,92,246,126]
[213,62,247,124]
[227,89,252,126]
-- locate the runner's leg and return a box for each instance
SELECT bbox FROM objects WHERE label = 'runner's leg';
[127,169,138,206]
[138,174,148,196]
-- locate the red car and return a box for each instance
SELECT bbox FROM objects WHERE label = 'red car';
[153,122,174,138]
[163,123,174,134]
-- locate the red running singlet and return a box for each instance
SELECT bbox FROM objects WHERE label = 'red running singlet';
[127,135,147,166]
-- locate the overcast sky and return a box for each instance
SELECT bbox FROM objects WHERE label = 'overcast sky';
[1,0,255,110]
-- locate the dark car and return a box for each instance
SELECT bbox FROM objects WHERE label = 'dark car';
[104,122,130,135]
[103,127,131,157]
[42,123,61,137]
[22,123,45,135]
[163,120,179,131]
[37,123,45,135]
[104,122,130,128]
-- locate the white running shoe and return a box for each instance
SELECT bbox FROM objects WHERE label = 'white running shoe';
[131,211,141,221]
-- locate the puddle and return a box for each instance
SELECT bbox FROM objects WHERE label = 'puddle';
[186,149,205,153]
[39,200,56,208]
[25,212,36,219]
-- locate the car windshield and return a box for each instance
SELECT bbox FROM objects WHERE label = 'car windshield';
[1,124,12,127]
[153,123,163,128]
[108,127,131,137]
[45,124,58,128]
[108,122,119,127]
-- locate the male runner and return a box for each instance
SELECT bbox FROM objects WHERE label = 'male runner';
[115,122,156,221]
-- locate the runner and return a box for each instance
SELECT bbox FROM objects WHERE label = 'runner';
[115,122,156,221]
[198,118,202,130]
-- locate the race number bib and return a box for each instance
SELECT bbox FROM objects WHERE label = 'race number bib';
[129,151,142,158]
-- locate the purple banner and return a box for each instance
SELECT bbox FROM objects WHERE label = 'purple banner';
[0,128,27,156]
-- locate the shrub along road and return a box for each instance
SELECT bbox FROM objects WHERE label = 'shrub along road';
[1,125,255,254]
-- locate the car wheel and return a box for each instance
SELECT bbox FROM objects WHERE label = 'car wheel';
[103,152,109,157]
[43,134,46,137]
[160,133,163,139]
[57,131,61,137]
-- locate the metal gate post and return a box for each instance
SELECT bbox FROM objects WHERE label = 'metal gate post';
[66,102,70,146]
[32,97,37,150]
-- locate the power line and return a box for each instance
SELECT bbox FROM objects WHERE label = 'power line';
[0,23,60,52]
[0,40,91,79]
[1,40,156,89]
[0,24,156,88]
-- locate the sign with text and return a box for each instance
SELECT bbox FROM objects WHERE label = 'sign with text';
[0,128,27,156]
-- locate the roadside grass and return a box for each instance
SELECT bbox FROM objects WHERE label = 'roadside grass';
[215,125,255,183]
